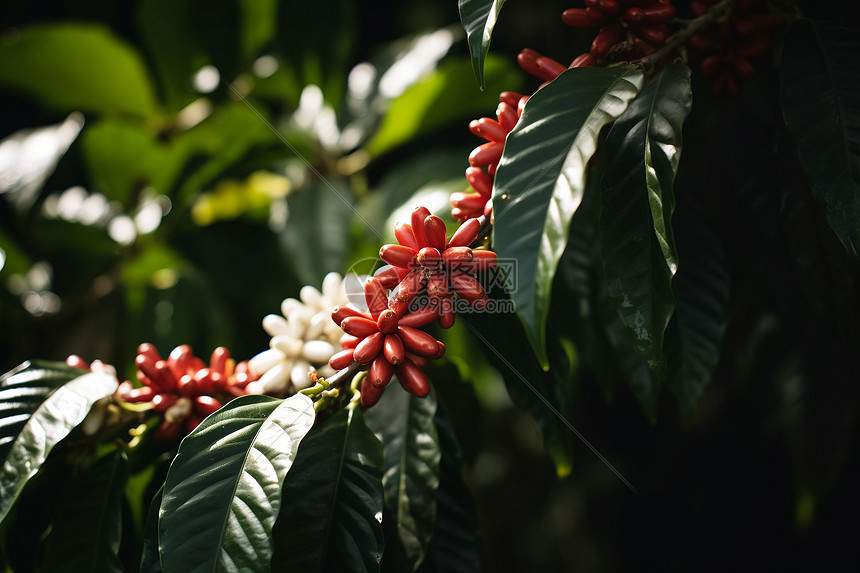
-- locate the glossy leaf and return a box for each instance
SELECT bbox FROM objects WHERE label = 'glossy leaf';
[366,383,441,571]
[158,393,315,572]
[554,181,658,418]
[365,56,522,158]
[492,67,644,368]
[39,450,129,572]
[0,361,118,523]
[272,406,385,572]
[599,64,692,379]
[458,0,507,89]
[780,19,860,262]
[0,23,157,117]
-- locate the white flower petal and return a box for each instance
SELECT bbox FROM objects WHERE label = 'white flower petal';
[299,285,322,307]
[271,334,303,357]
[290,360,313,389]
[248,348,286,375]
[302,340,336,364]
[262,314,290,337]
[259,361,291,394]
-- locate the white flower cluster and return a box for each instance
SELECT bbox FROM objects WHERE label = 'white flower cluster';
[248,272,351,395]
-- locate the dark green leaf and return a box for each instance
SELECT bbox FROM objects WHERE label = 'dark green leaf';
[366,384,440,571]
[780,19,860,262]
[273,406,384,572]
[664,192,730,423]
[158,394,315,572]
[599,64,692,379]
[458,0,507,89]
[273,0,357,111]
[137,0,243,112]
[492,67,644,368]
[238,0,278,60]
[423,399,480,573]
[140,485,164,573]
[280,179,358,287]
[462,299,574,477]
[0,361,118,523]
[0,23,157,117]
[39,450,129,573]
[553,180,658,417]
[365,56,523,158]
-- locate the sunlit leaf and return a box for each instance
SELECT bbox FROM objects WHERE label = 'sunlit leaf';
[493,67,644,368]
[781,19,860,262]
[458,0,507,89]
[39,450,129,572]
[158,394,315,572]
[365,56,522,158]
[0,113,84,210]
[366,383,440,571]
[272,406,384,572]
[599,64,692,379]
[0,361,118,523]
[0,23,157,117]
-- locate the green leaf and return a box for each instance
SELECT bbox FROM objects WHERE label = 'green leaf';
[365,56,523,158]
[82,120,184,204]
[272,0,357,111]
[140,486,164,573]
[171,102,278,209]
[599,64,692,379]
[780,19,860,262]
[238,0,278,60]
[272,406,384,572]
[157,394,315,572]
[424,399,481,573]
[461,298,574,477]
[458,0,507,89]
[0,361,118,524]
[39,450,129,572]
[553,179,658,417]
[280,179,358,286]
[492,67,644,368]
[366,384,440,571]
[664,192,730,424]
[0,23,157,117]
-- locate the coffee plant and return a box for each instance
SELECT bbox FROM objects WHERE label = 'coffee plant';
[0,0,857,570]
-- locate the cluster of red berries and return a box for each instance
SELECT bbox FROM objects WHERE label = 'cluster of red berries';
[328,206,497,407]
[453,92,530,222]
[562,0,676,64]
[116,343,258,441]
[688,0,781,97]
